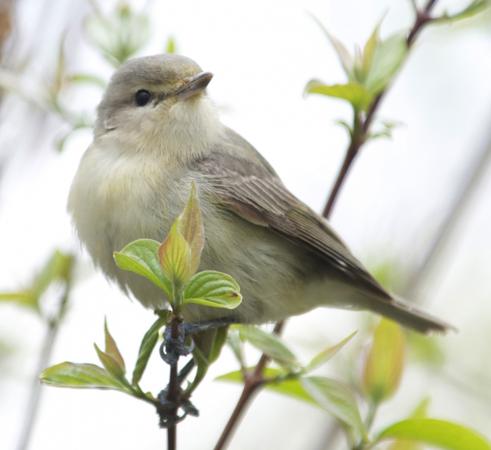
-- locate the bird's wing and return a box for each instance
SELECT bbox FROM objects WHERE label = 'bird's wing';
[192,150,390,300]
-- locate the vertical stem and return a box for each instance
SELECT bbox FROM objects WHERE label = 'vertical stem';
[16,282,71,450]
[166,317,181,450]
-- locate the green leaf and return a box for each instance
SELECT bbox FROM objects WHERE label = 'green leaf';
[66,73,106,88]
[216,367,315,404]
[85,3,150,67]
[94,344,125,379]
[236,325,298,369]
[304,331,357,372]
[132,314,168,385]
[362,22,381,76]
[308,13,353,76]
[305,80,373,111]
[227,330,246,368]
[104,319,125,372]
[388,398,430,450]
[377,419,491,450]
[183,270,242,310]
[159,221,193,288]
[165,36,176,54]
[365,33,407,95]
[301,376,366,442]
[114,239,172,298]
[0,250,74,313]
[436,0,490,23]
[187,327,229,394]
[363,318,405,403]
[41,362,132,393]
[217,367,365,440]
[0,291,39,311]
[178,182,205,276]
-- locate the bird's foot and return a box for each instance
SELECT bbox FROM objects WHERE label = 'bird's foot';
[157,387,199,428]
[159,323,194,365]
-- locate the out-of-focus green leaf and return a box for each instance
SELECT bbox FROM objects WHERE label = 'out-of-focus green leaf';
[301,376,366,442]
[407,332,445,367]
[304,331,357,372]
[305,80,373,111]
[66,73,106,88]
[188,326,229,394]
[159,221,192,289]
[166,36,176,54]
[217,367,364,441]
[183,271,242,310]
[362,23,381,75]
[363,319,405,403]
[308,14,353,76]
[114,239,172,298]
[365,33,407,95]
[227,330,245,368]
[132,314,168,385]
[104,319,125,371]
[377,418,491,450]
[436,0,490,23]
[0,291,38,311]
[41,362,132,393]
[0,250,74,313]
[85,3,150,66]
[236,325,298,369]
[178,182,205,276]
[216,367,315,404]
[389,398,430,450]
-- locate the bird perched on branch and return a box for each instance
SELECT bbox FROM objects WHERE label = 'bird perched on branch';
[69,54,450,334]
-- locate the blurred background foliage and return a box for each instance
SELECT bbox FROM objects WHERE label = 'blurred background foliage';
[1,0,491,449]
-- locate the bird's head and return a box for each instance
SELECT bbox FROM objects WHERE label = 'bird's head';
[95,54,221,159]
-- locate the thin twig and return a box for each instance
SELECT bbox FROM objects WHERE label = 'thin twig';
[165,317,181,450]
[214,2,440,450]
[16,281,72,450]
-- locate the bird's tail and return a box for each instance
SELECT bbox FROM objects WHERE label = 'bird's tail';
[365,295,454,334]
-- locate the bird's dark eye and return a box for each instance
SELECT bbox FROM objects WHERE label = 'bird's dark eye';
[135,89,151,106]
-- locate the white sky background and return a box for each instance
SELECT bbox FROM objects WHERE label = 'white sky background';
[0,0,491,449]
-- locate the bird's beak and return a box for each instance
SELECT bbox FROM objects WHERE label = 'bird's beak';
[175,72,213,100]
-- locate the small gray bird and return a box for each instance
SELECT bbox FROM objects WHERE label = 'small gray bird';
[68,54,449,333]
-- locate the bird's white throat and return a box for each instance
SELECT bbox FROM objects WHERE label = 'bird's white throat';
[97,95,223,166]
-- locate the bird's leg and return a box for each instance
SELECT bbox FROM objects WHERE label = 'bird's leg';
[181,316,237,335]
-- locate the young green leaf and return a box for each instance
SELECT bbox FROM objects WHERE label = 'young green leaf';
[132,314,169,385]
[41,362,132,393]
[166,36,177,54]
[362,23,381,76]
[389,398,430,450]
[114,239,172,298]
[104,319,125,372]
[186,327,229,394]
[183,270,242,310]
[177,182,205,276]
[305,80,373,111]
[94,344,126,379]
[436,0,490,23]
[363,319,405,403]
[301,376,366,443]
[0,250,74,313]
[236,325,298,369]
[308,13,353,77]
[159,221,193,287]
[376,418,491,450]
[0,291,39,311]
[304,331,357,372]
[365,33,407,95]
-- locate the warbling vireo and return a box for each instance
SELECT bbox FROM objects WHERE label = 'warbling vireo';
[68,54,450,333]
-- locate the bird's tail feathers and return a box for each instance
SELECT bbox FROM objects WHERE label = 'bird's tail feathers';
[365,295,455,334]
